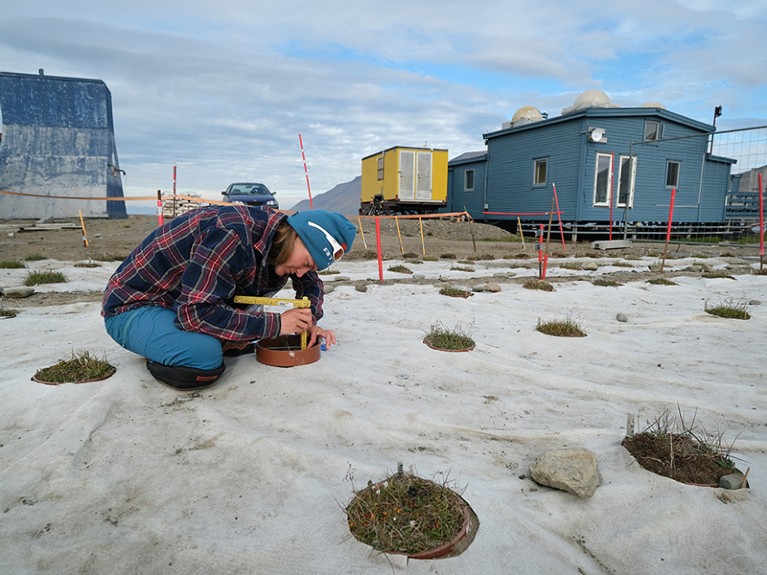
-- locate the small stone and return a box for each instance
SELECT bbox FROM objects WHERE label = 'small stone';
[323,284,335,294]
[616,313,628,323]
[355,284,368,293]
[719,473,749,490]
[581,262,598,271]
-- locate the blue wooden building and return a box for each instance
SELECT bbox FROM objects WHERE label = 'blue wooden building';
[0,70,126,219]
[448,91,735,234]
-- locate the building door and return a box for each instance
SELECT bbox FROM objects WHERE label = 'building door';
[399,150,433,201]
[415,152,433,200]
[399,150,415,200]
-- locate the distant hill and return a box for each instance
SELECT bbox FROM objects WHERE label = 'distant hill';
[288,176,361,215]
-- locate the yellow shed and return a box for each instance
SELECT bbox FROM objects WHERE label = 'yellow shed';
[360,146,448,214]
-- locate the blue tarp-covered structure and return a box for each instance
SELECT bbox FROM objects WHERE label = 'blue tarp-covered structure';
[0,71,126,219]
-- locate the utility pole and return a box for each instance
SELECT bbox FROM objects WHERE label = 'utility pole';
[709,105,723,154]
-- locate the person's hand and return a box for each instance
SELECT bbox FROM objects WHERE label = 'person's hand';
[279,307,312,335]
[307,325,337,349]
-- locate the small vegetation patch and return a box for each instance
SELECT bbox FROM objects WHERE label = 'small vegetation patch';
[24,270,67,286]
[33,351,116,384]
[753,269,767,276]
[647,277,677,286]
[622,408,741,487]
[423,322,475,351]
[319,269,341,275]
[701,270,736,280]
[536,317,586,337]
[345,468,470,557]
[439,286,473,298]
[74,261,101,268]
[522,278,554,291]
[388,264,413,274]
[0,303,19,318]
[592,278,622,287]
[439,253,456,259]
[24,253,47,262]
[450,265,475,272]
[705,299,750,320]
[0,260,25,269]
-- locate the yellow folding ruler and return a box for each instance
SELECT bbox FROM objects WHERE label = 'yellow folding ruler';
[233,295,311,349]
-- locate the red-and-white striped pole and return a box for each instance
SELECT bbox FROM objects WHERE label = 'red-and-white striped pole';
[156,189,164,227]
[172,163,177,218]
[298,134,314,209]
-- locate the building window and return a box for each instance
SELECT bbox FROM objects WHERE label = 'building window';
[666,160,680,187]
[593,153,613,206]
[617,155,636,208]
[644,120,662,141]
[377,156,384,180]
[533,157,547,186]
[464,169,475,191]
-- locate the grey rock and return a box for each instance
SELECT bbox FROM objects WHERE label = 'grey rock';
[748,299,761,306]
[355,284,368,293]
[529,447,601,498]
[323,284,335,294]
[473,282,502,293]
[581,262,599,271]
[3,287,35,298]
[616,313,628,323]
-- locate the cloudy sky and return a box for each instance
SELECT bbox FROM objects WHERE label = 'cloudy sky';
[2,1,766,208]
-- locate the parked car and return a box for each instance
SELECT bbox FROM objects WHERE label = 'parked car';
[221,182,279,209]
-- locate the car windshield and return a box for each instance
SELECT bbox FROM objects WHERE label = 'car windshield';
[230,184,272,195]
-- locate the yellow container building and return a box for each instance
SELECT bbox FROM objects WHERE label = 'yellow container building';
[360,146,448,214]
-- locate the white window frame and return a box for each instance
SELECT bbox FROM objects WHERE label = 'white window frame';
[592,153,613,206]
[464,169,475,192]
[644,120,662,141]
[617,155,637,208]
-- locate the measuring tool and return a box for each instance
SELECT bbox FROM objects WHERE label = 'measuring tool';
[233,295,311,349]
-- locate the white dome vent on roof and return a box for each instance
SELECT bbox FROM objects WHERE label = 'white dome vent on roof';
[639,102,666,109]
[511,105,544,127]
[562,90,616,115]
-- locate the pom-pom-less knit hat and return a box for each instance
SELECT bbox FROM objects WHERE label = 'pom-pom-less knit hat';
[286,211,357,271]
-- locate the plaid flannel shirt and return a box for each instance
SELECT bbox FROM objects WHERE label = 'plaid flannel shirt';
[102,205,324,342]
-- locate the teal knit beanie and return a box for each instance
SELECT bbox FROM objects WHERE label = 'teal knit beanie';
[286,211,356,271]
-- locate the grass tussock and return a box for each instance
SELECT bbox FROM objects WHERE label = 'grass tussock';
[33,351,116,384]
[23,253,47,262]
[592,278,622,287]
[439,286,473,298]
[0,260,26,269]
[522,278,554,291]
[345,468,468,556]
[705,299,750,320]
[24,270,67,286]
[388,264,413,274]
[0,303,19,318]
[536,317,586,337]
[622,407,742,487]
[647,277,677,286]
[423,322,475,351]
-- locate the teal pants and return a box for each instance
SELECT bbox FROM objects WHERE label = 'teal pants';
[104,306,223,370]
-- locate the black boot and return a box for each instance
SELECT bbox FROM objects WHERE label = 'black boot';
[146,360,225,390]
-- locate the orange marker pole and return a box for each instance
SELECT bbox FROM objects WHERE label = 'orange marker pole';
[78,209,89,249]
[375,216,384,283]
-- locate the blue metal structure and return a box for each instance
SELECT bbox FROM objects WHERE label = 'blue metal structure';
[448,105,735,230]
[0,70,126,219]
